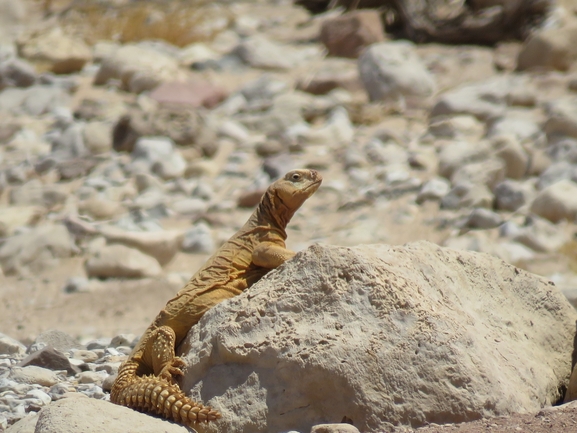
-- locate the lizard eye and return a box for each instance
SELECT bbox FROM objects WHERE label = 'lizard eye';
[290,173,301,181]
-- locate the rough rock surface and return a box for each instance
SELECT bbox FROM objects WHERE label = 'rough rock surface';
[179,242,576,432]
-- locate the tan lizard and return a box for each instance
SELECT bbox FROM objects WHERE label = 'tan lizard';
[110,169,322,427]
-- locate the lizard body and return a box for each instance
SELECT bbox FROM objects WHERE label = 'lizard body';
[110,169,322,427]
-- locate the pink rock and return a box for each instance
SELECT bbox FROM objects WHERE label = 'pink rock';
[149,80,227,109]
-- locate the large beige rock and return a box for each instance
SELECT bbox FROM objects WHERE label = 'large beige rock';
[98,226,185,266]
[84,244,163,279]
[17,27,91,74]
[517,21,577,71]
[530,179,577,223]
[28,398,188,433]
[180,242,576,432]
[93,44,180,93]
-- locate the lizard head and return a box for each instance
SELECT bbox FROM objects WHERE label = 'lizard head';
[271,169,323,211]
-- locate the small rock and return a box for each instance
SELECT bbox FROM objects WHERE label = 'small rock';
[320,10,385,59]
[465,208,503,230]
[530,179,577,223]
[311,423,361,433]
[437,140,491,179]
[85,338,111,351]
[110,334,136,348]
[537,161,577,190]
[441,182,493,210]
[71,350,99,363]
[181,222,215,254]
[491,135,529,179]
[76,371,104,385]
[494,180,533,212]
[17,27,92,74]
[84,244,163,279]
[149,80,226,109]
[78,195,124,221]
[358,41,435,105]
[83,121,112,155]
[451,159,506,190]
[517,22,577,71]
[544,97,577,139]
[296,58,361,95]
[416,178,451,204]
[0,57,36,90]
[234,34,316,71]
[513,216,566,253]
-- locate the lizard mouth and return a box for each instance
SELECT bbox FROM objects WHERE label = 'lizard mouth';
[303,179,322,192]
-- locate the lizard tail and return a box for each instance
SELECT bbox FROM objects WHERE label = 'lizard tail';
[111,363,221,425]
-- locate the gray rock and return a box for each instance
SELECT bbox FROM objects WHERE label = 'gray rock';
[358,41,435,105]
[130,136,185,180]
[437,140,491,179]
[0,224,75,276]
[181,242,576,432]
[32,330,82,354]
[494,179,533,212]
[109,334,136,348]
[181,222,214,254]
[85,338,111,351]
[0,57,36,90]
[416,177,451,204]
[18,347,79,376]
[84,244,163,279]
[431,76,512,121]
[530,179,577,222]
[441,182,493,210]
[487,115,542,142]
[537,161,577,190]
[544,97,577,139]
[548,137,577,163]
[512,217,566,253]
[465,208,503,229]
[0,86,70,116]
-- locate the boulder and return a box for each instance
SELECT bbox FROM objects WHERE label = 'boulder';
[517,21,577,71]
[358,41,435,105]
[17,27,91,74]
[180,242,576,432]
[84,244,163,279]
[320,10,385,58]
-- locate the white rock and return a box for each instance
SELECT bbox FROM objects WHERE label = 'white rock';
[512,216,567,253]
[530,179,577,222]
[98,226,185,266]
[537,161,577,190]
[491,135,529,180]
[181,243,576,432]
[84,244,163,279]
[450,159,506,190]
[416,177,451,204]
[358,41,436,105]
[437,140,491,179]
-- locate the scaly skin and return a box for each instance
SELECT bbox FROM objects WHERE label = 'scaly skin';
[110,169,322,427]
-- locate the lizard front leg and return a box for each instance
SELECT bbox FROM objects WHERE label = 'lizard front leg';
[145,326,186,382]
[252,242,296,269]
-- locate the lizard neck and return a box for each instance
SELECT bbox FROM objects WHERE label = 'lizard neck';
[248,190,295,235]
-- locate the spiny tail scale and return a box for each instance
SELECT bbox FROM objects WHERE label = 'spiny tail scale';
[111,361,221,426]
